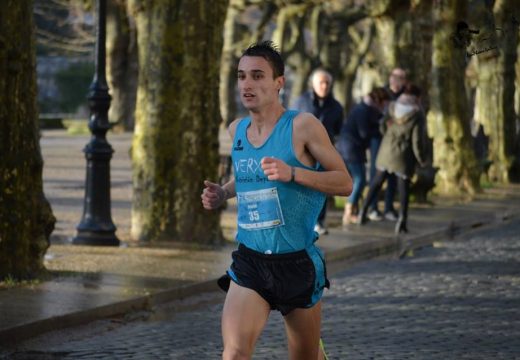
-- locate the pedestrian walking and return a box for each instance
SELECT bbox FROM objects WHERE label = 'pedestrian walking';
[366,67,408,222]
[358,83,427,234]
[335,87,390,225]
[291,68,344,235]
[201,41,352,360]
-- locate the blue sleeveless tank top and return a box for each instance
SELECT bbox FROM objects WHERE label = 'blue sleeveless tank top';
[231,110,326,254]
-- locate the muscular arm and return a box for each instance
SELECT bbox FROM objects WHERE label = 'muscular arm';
[201,120,239,210]
[294,113,353,196]
[261,113,353,196]
[223,118,240,199]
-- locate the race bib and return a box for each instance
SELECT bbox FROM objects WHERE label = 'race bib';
[237,187,285,230]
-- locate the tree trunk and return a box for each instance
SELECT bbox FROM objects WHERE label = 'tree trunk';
[514,41,520,182]
[220,0,242,126]
[274,3,313,107]
[374,16,398,71]
[427,1,480,196]
[398,1,433,109]
[473,0,519,183]
[333,21,373,112]
[129,0,228,244]
[107,0,138,132]
[220,1,279,123]
[0,0,56,279]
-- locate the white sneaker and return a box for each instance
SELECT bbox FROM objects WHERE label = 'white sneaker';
[384,211,398,221]
[367,210,383,221]
[314,224,328,235]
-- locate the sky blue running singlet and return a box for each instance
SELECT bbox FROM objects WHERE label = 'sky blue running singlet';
[231,110,326,254]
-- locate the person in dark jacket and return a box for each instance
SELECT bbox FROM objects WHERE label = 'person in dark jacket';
[358,84,427,234]
[336,87,390,225]
[291,68,344,235]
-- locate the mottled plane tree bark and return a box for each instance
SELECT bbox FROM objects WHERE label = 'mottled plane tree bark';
[0,0,55,279]
[427,1,480,195]
[372,0,411,74]
[220,0,277,126]
[271,1,370,110]
[472,0,519,183]
[515,41,520,182]
[272,2,315,105]
[327,17,373,112]
[106,0,138,132]
[129,0,228,244]
[221,0,371,111]
[220,1,243,127]
[371,1,433,102]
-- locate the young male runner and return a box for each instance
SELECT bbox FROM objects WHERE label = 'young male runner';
[201,41,352,360]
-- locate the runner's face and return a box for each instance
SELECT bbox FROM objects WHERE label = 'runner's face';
[237,56,283,111]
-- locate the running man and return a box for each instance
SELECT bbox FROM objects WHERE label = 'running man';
[201,41,352,360]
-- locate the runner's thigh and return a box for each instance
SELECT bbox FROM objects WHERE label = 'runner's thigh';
[283,301,322,360]
[221,281,271,356]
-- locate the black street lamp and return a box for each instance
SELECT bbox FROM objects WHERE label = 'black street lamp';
[73,0,119,246]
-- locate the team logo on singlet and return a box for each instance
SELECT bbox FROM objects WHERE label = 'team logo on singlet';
[234,139,244,151]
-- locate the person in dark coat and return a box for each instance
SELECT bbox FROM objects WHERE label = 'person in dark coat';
[291,68,344,235]
[358,84,427,234]
[335,87,390,225]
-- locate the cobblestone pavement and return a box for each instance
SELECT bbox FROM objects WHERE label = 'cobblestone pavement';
[5,220,520,359]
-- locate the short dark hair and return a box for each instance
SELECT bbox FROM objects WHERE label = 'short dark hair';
[403,83,422,97]
[241,41,284,78]
[368,87,391,103]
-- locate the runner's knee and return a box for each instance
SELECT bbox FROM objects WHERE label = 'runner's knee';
[222,344,253,360]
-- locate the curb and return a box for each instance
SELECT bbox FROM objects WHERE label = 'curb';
[0,279,221,346]
[403,207,519,256]
[1,208,518,345]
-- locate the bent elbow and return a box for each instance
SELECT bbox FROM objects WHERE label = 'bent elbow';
[342,175,353,196]
[336,182,353,197]
[342,186,353,197]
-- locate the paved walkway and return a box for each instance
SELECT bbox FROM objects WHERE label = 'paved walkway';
[7,219,519,359]
[0,130,519,351]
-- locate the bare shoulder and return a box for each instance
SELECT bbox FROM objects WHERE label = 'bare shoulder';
[293,111,328,140]
[294,111,319,125]
[228,118,242,139]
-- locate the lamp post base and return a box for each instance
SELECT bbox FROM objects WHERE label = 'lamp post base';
[72,231,120,246]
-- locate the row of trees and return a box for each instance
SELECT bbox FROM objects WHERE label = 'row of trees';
[126,0,520,245]
[1,0,519,279]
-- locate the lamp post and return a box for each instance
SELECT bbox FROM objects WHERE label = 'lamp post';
[73,0,119,246]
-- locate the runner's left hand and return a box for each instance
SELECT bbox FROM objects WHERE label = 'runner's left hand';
[261,157,291,182]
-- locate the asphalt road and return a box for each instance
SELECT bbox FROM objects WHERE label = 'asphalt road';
[6,220,520,360]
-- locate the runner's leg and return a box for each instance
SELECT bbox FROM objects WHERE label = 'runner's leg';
[222,281,271,360]
[283,301,324,360]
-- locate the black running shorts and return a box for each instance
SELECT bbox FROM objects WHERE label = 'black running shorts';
[218,243,330,316]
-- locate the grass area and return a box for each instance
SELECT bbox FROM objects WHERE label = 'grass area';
[0,274,42,290]
[62,119,89,135]
[480,177,494,189]
[333,196,347,209]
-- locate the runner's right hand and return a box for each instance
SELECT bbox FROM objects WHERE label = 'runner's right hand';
[201,180,226,210]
